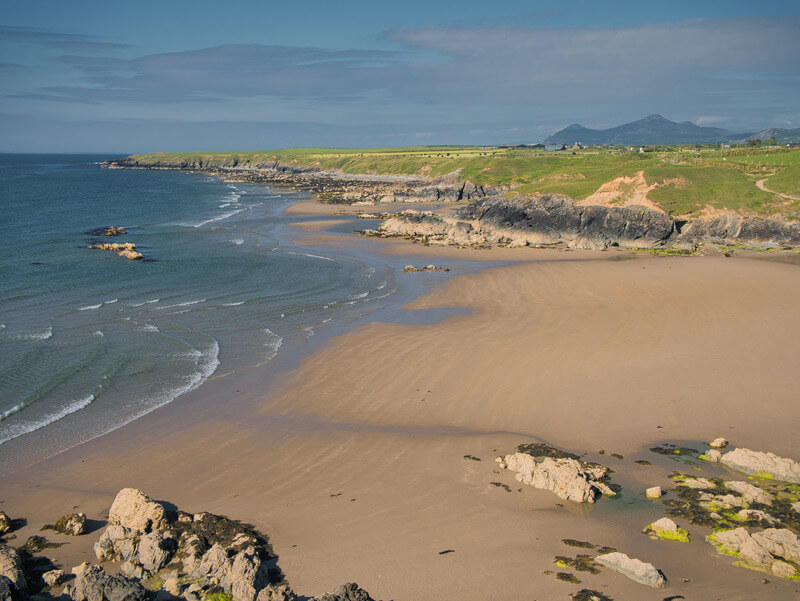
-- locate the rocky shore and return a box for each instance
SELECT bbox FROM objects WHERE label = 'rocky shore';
[106,156,800,251]
[0,489,375,601]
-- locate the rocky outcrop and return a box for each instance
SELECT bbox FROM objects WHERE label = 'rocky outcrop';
[595,552,667,588]
[89,226,127,237]
[64,563,147,601]
[720,448,800,483]
[69,488,376,601]
[496,452,615,503]
[0,545,26,595]
[402,264,449,274]
[707,527,800,580]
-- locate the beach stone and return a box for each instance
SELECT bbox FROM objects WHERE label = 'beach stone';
[709,437,729,448]
[720,448,800,483]
[703,450,722,462]
[0,546,25,594]
[64,564,147,601]
[645,486,662,499]
[646,517,679,533]
[724,481,773,505]
[43,569,65,587]
[163,578,181,596]
[316,582,375,601]
[792,501,800,514]
[53,512,87,536]
[0,513,12,536]
[677,477,715,489]
[108,488,167,534]
[595,552,667,588]
[736,509,777,525]
[751,529,800,563]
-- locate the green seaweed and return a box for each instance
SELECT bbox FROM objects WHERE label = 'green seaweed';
[570,589,613,601]
[650,445,700,456]
[562,539,596,549]
[463,455,481,461]
[516,443,580,461]
[634,460,652,466]
[556,572,581,584]
[554,555,601,574]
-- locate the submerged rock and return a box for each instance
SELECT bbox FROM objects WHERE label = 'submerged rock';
[595,552,667,588]
[720,448,800,483]
[496,452,615,503]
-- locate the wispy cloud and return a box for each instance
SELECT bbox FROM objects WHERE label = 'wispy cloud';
[0,25,129,51]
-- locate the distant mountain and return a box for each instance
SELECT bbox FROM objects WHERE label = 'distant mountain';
[544,114,752,146]
[739,127,800,144]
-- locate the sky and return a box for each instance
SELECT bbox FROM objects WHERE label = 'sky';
[2,0,799,152]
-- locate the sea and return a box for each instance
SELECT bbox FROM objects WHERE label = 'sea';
[0,153,432,473]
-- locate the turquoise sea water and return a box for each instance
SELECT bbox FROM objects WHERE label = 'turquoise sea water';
[0,154,399,470]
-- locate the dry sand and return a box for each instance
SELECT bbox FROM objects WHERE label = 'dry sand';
[2,207,800,600]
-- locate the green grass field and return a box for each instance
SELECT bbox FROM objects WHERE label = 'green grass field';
[130,146,800,218]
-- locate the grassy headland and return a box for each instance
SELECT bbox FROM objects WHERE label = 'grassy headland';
[129,145,800,218]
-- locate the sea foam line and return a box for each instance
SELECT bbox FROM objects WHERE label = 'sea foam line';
[0,395,95,445]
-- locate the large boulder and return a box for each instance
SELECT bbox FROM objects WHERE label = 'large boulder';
[707,527,800,580]
[595,552,667,588]
[108,488,167,534]
[63,564,147,601]
[720,448,800,483]
[316,582,375,601]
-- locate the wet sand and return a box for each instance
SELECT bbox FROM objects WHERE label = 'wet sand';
[2,205,800,600]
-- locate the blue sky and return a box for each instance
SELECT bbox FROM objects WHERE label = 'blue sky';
[2,0,799,152]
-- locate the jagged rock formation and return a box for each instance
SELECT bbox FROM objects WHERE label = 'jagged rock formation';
[595,552,667,588]
[366,195,800,250]
[496,452,615,503]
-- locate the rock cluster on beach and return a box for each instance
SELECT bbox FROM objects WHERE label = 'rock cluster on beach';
[401,264,449,274]
[496,445,615,503]
[0,488,376,601]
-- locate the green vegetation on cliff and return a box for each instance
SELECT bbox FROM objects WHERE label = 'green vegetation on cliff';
[129,145,800,218]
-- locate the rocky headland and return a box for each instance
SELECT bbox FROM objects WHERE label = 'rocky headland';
[107,157,800,251]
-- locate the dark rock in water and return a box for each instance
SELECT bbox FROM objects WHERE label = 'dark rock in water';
[89,226,127,237]
[316,582,375,601]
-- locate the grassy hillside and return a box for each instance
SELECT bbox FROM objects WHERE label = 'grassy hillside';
[129,146,800,218]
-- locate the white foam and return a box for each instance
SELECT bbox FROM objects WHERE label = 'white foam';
[138,323,160,333]
[230,237,245,245]
[377,281,388,290]
[181,208,245,228]
[104,299,119,305]
[282,250,336,262]
[8,327,53,341]
[77,303,102,311]
[159,298,206,310]
[129,298,160,307]
[348,292,368,300]
[91,330,104,338]
[256,328,283,366]
[0,395,95,445]
[222,301,245,306]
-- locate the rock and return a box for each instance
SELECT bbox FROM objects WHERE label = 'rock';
[255,584,297,601]
[793,501,800,514]
[137,531,173,573]
[772,560,797,578]
[707,527,800,579]
[43,569,65,587]
[0,576,13,601]
[108,488,167,534]
[720,447,800,483]
[51,513,87,536]
[229,547,271,601]
[709,437,729,449]
[701,449,722,462]
[736,509,777,525]
[0,513,12,536]
[0,546,25,594]
[676,477,715,490]
[645,486,662,499]
[497,453,615,503]
[163,578,181,596]
[724,481,773,505]
[64,564,147,601]
[316,582,375,601]
[643,518,689,542]
[595,552,667,588]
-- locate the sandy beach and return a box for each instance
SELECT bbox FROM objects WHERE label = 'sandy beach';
[3,203,800,600]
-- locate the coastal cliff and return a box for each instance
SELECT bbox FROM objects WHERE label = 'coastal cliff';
[108,157,800,251]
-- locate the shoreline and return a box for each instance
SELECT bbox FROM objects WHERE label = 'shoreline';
[3,190,800,599]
